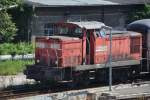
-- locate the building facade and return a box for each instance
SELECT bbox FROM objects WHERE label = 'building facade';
[24,0,149,36]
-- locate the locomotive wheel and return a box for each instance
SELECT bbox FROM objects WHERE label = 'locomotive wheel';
[118,68,129,83]
[73,71,91,87]
[81,71,91,86]
[40,79,58,88]
[129,65,140,81]
[95,68,108,84]
[95,67,131,84]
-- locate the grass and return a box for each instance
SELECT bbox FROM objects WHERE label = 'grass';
[0,60,34,75]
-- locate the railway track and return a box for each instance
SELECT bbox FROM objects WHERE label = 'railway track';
[0,90,40,100]
[0,78,149,100]
[0,83,72,99]
[0,86,57,100]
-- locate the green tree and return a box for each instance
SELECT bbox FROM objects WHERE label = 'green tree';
[0,0,22,42]
[128,4,150,23]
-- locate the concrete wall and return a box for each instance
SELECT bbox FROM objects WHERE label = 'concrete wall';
[0,73,34,89]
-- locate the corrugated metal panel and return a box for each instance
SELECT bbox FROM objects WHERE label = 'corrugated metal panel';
[26,0,83,6]
[106,0,149,5]
[24,0,149,7]
[78,0,118,5]
[68,21,105,29]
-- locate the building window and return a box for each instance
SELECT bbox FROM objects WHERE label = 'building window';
[44,23,55,36]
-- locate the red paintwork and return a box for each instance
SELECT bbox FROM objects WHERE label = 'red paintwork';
[34,23,142,69]
[82,30,87,64]
[130,36,142,60]
[35,36,83,67]
[89,31,142,64]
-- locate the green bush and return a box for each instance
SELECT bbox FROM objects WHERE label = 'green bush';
[0,42,34,55]
[0,60,34,75]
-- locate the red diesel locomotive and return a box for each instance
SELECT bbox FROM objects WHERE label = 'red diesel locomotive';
[25,21,145,84]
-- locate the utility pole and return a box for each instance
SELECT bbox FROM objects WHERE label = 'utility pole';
[109,28,112,91]
[101,26,112,91]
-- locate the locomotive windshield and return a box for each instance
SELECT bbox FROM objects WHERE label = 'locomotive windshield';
[55,27,82,36]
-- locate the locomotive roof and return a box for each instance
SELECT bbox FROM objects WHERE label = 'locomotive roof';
[127,19,150,33]
[68,21,105,29]
[111,30,141,37]
[46,36,80,40]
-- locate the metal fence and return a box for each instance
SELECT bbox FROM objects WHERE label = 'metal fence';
[0,54,34,61]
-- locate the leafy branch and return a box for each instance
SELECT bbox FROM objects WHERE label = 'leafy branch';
[0,0,22,9]
[0,0,22,42]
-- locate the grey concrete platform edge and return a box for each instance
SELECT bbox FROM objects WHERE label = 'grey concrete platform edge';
[11,81,150,100]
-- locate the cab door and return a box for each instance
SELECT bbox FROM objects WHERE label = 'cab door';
[89,29,108,64]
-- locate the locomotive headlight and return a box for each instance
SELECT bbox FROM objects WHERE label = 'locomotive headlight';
[36,59,40,63]
[55,60,58,65]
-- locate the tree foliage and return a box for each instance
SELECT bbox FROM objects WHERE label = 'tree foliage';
[128,4,150,23]
[0,11,17,42]
[0,0,22,9]
[0,0,22,42]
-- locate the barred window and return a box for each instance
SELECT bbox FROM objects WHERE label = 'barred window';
[44,23,55,36]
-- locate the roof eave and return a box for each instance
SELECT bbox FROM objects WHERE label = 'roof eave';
[25,3,146,8]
